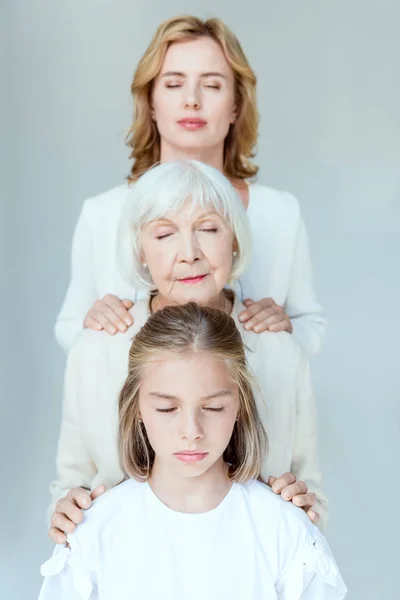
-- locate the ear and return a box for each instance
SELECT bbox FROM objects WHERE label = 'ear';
[232,238,239,252]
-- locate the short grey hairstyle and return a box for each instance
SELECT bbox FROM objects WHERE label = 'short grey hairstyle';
[118,160,252,289]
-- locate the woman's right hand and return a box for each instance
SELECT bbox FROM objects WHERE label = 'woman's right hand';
[49,485,106,544]
[83,295,134,335]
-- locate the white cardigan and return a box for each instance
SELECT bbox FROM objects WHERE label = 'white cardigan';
[55,183,326,355]
[50,297,328,526]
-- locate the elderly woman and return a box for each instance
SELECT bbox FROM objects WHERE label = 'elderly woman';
[49,161,327,545]
[55,15,326,356]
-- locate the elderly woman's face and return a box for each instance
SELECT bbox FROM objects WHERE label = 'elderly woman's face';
[140,201,235,307]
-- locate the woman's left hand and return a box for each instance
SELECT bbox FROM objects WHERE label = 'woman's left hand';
[239,298,293,334]
[268,473,319,524]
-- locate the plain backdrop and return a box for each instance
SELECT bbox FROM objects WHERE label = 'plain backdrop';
[1,1,400,598]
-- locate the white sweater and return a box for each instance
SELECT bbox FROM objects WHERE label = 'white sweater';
[40,480,346,600]
[50,297,328,526]
[55,182,326,355]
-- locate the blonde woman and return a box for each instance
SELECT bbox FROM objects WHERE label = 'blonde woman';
[55,15,326,356]
[49,161,327,546]
[40,304,345,600]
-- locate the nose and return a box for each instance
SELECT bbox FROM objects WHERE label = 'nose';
[183,82,201,110]
[180,410,204,442]
[178,232,202,264]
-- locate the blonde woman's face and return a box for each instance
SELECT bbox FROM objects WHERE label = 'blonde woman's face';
[140,200,235,307]
[152,37,236,158]
[139,352,239,479]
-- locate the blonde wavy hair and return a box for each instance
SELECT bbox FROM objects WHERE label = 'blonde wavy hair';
[126,15,259,183]
[118,303,267,483]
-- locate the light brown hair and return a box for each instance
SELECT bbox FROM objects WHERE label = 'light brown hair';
[126,15,259,183]
[118,303,267,482]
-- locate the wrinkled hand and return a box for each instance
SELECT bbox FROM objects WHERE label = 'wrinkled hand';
[239,298,293,334]
[83,295,134,335]
[268,473,319,524]
[48,485,107,545]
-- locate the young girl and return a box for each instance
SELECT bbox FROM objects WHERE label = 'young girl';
[40,304,345,599]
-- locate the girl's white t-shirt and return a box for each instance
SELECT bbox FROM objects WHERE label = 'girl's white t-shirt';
[39,479,346,600]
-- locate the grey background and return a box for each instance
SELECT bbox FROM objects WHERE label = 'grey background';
[2,1,399,598]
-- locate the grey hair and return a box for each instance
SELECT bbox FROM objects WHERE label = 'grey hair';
[117,160,252,289]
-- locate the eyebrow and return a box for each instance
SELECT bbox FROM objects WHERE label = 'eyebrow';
[150,211,221,226]
[148,390,232,401]
[161,71,226,79]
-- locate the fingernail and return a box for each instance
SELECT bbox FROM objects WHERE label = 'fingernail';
[238,315,245,322]
[119,325,127,332]
[272,484,281,493]
[282,490,291,500]
[110,327,117,334]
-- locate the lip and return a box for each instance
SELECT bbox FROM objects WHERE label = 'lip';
[174,451,209,463]
[177,275,207,284]
[177,118,207,130]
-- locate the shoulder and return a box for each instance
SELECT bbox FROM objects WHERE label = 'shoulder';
[80,182,133,223]
[67,299,150,370]
[248,183,300,220]
[250,328,302,368]
[70,479,144,543]
[239,479,318,540]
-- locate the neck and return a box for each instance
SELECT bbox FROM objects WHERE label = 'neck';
[159,140,224,172]
[151,290,233,315]
[149,456,232,513]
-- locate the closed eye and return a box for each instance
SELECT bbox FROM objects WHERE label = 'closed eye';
[156,407,177,413]
[200,228,218,233]
[156,233,173,240]
[204,407,224,412]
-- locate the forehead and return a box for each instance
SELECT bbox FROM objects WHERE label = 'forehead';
[143,200,228,226]
[161,37,233,77]
[140,353,237,396]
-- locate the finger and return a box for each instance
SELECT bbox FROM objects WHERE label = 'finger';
[69,488,92,510]
[271,472,296,494]
[238,300,275,323]
[267,476,277,487]
[51,512,77,535]
[56,499,85,526]
[292,492,316,508]
[99,301,130,332]
[306,508,320,524]
[281,481,308,502]
[91,309,119,335]
[243,298,255,307]
[253,322,270,334]
[91,485,107,501]
[83,316,103,331]
[269,319,293,334]
[48,527,67,545]
[243,308,282,330]
[104,296,133,327]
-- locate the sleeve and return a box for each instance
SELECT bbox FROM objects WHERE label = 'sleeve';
[38,543,97,600]
[285,215,327,356]
[55,200,99,353]
[291,352,329,528]
[276,528,347,599]
[48,341,97,519]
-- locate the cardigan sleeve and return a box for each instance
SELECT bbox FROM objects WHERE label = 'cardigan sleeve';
[285,215,327,356]
[49,340,97,518]
[291,352,328,528]
[55,200,99,353]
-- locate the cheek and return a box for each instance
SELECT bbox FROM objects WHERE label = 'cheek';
[203,236,233,271]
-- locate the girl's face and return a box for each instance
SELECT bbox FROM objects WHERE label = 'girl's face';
[139,352,239,480]
[140,201,235,308]
[151,37,236,161]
